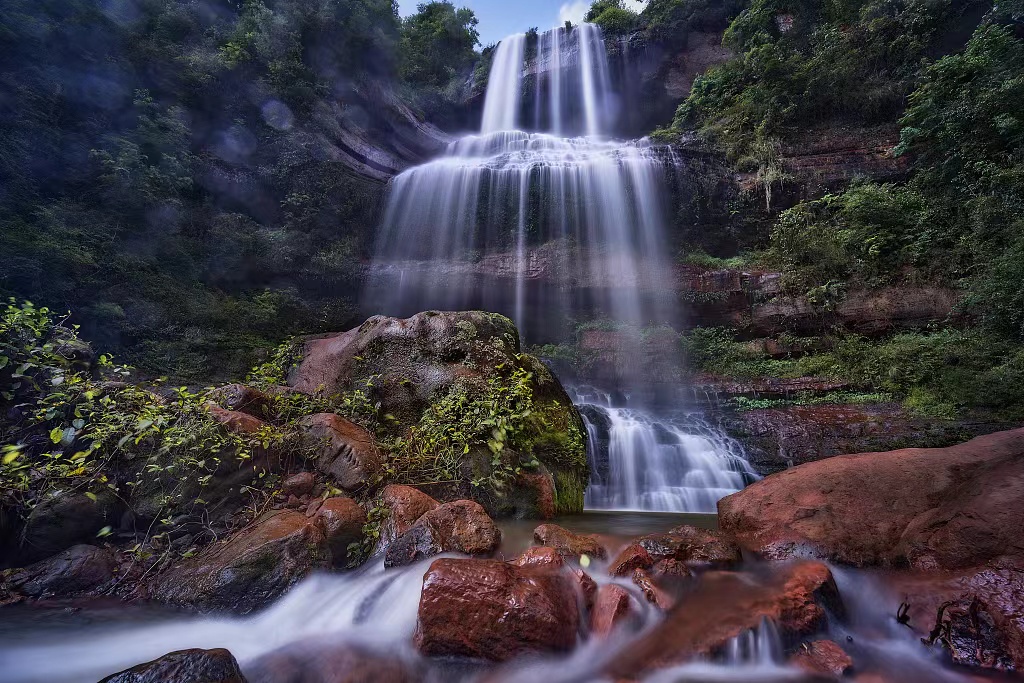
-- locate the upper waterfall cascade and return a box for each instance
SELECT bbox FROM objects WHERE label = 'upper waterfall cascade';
[365,23,757,512]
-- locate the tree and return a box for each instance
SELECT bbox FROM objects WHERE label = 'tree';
[399,1,480,88]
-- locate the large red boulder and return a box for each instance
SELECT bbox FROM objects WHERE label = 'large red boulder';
[591,584,638,638]
[718,428,1024,570]
[790,640,855,677]
[315,497,366,565]
[99,648,246,683]
[605,561,843,678]
[637,525,742,566]
[415,558,581,661]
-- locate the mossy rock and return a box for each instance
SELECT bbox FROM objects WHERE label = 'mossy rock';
[289,311,589,516]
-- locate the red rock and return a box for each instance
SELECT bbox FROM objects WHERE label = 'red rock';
[378,485,440,546]
[207,404,267,435]
[790,640,854,677]
[608,543,653,577]
[631,568,674,610]
[99,648,245,683]
[718,428,1024,570]
[605,561,843,678]
[415,558,581,661]
[591,584,637,638]
[651,559,692,579]
[571,568,598,612]
[149,510,330,614]
[512,546,564,569]
[282,472,315,497]
[533,523,606,560]
[207,384,272,420]
[298,414,381,491]
[637,525,741,566]
[9,545,116,597]
[385,500,500,568]
[517,472,557,519]
[316,497,366,566]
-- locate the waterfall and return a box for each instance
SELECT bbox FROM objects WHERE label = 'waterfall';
[481,33,526,134]
[364,23,758,513]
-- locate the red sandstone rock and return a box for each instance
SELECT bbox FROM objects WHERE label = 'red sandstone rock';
[99,648,246,683]
[281,472,315,497]
[608,544,653,577]
[718,428,1024,570]
[415,558,581,661]
[207,384,273,420]
[651,558,692,579]
[298,414,381,491]
[512,546,564,569]
[533,523,607,560]
[207,404,267,435]
[637,525,741,566]
[631,568,674,611]
[377,485,440,546]
[571,568,598,612]
[591,584,637,638]
[605,561,843,678]
[790,639,855,677]
[384,500,500,567]
[517,472,557,519]
[247,642,418,683]
[316,497,366,565]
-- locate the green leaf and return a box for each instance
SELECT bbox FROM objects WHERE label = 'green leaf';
[85,492,98,502]
[0,355,8,369]
[2,450,21,465]
[96,525,112,538]
[72,418,85,430]
[49,427,64,444]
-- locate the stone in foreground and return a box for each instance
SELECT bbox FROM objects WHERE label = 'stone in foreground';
[415,557,581,661]
[99,648,246,683]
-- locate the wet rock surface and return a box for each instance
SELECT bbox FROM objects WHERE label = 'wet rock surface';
[8,544,117,598]
[384,500,501,568]
[718,428,1024,570]
[315,497,366,565]
[591,584,638,638]
[415,557,582,661]
[148,509,330,614]
[533,523,606,560]
[99,648,247,683]
[246,642,418,683]
[298,414,381,491]
[790,639,855,677]
[637,524,742,566]
[376,485,441,547]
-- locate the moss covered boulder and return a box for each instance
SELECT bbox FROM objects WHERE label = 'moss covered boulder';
[289,311,589,516]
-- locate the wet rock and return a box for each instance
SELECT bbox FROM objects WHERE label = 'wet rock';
[281,472,315,498]
[19,488,119,563]
[207,384,273,420]
[316,497,366,565]
[923,597,1016,672]
[718,428,1024,570]
[9,544,116,597]
[511,545,564,569]
[571,567,598,612]
[632,568,674,610]
[606,561,843,678]
[651,558,692,579]
[533,523,606,560]
[608,543,653,577]
[246,642,417,683]
[515,471,557,519]
[149,510,329,614]
[99,648,246,683]
[298,414,381,491]
[288,312,589,515]
[384,500,500,568]
[415,557,581,661]
[637,525,741,566]
[790,640,855,677]
[377,485,440,547]
[591,584,638,637]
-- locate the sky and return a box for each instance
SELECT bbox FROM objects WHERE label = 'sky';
[397,0,648,46]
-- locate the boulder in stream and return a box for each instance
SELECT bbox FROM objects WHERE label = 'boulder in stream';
[415,557,582,661]
[384,500,500,568]
[99,648,247,683]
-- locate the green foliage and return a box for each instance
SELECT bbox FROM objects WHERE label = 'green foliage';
[0,301,286,523]
[586,1,641,34]
[680,249,765,270]
[731,390,894,410]
[399,1,480,88]
[380,364,541,492]
[686,324,1024,419]
[674,0,985,159]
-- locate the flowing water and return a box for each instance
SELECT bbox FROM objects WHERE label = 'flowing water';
[0,22,980,683]
[365,23,752,514]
